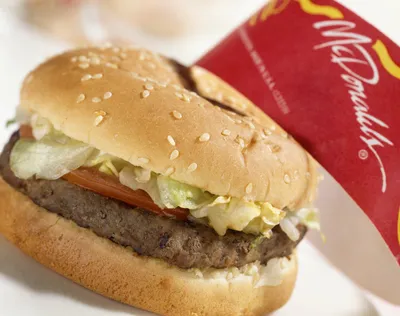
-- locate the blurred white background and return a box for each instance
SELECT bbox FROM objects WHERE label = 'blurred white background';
[0,1,399,315]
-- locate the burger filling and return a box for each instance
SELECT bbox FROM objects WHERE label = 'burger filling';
[0,132,306,269]
[9,113,319,241]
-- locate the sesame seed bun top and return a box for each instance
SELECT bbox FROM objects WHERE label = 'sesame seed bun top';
[19,46,317,210]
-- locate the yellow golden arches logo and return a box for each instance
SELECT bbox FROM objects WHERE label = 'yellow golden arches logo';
[373,40,400,80]
[297,0,344,19]
[249,0,291,26]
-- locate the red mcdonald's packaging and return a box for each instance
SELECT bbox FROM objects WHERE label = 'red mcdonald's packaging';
[196,0,400,303]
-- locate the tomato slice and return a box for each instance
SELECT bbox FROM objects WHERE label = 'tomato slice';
[64,168,188,220]
[18,125,188,220]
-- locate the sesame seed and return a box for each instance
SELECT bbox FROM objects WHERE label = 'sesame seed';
[221,129,231,136]
[235,119,242,124]
[148,62,156,69]
[103,91,112,99]
[248,122,256,129]
[88,52,96,57]
[188,163,198,172]
[79,63,89,69]
[105,62,118,69]
[267,144,281,153]
[172,110,182,119]
[93,73,103,79]
[281,132,288,138]
[76,94,85,103]
[235,136,245,148]
[167,135,176,146]
[141,90,150,98]
[245,183,253,194]
[92,97,101,103]
[305,172,311,179]
[144,83,154,90]
[262,128,272,137]
[138,157,149,164]
[228,96,236,103]
[172,84,181,90]
[199,133,210,142]
[94,115,104,126]
[198,103,205,108]
[90,57,101,65]
[71,56,78,63]
[254,132,263,141]
[224,113,236,123]
[270,125,276,131]
[120,52,127,59]
[94,110,107,116]
[165,167,175,176]
[189,91,198,97]
[284,174,291,184]
[216,92,223,101]
[133,75,147,82]
[81,74,92,81]
[112,47,120,53]
[78,55,88,62]
[175,92,183,99]
[170,149,179,160]
[182,94,191,103]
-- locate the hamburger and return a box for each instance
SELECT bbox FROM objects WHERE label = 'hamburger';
[0,46,319,316]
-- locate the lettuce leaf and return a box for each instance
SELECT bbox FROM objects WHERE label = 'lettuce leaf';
[10,137,94,180]
[244,203,286,237]
[157,176,213,209]
[296,207,320,231]
[191,198,285,236]
[120,167,214,210]
[279,208,320,241]
[119,165,164,207]
[84,151,127,177]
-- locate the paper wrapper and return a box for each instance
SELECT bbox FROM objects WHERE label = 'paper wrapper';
[196,0,400,304]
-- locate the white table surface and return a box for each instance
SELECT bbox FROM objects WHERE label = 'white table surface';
[0,1,399,315]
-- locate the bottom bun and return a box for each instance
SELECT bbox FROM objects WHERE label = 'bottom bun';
[0,177,297,316]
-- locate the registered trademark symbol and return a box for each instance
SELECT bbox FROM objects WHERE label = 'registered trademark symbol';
[358,149,368,160]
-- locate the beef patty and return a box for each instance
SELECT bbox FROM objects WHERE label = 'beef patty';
[0,132,306,269]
